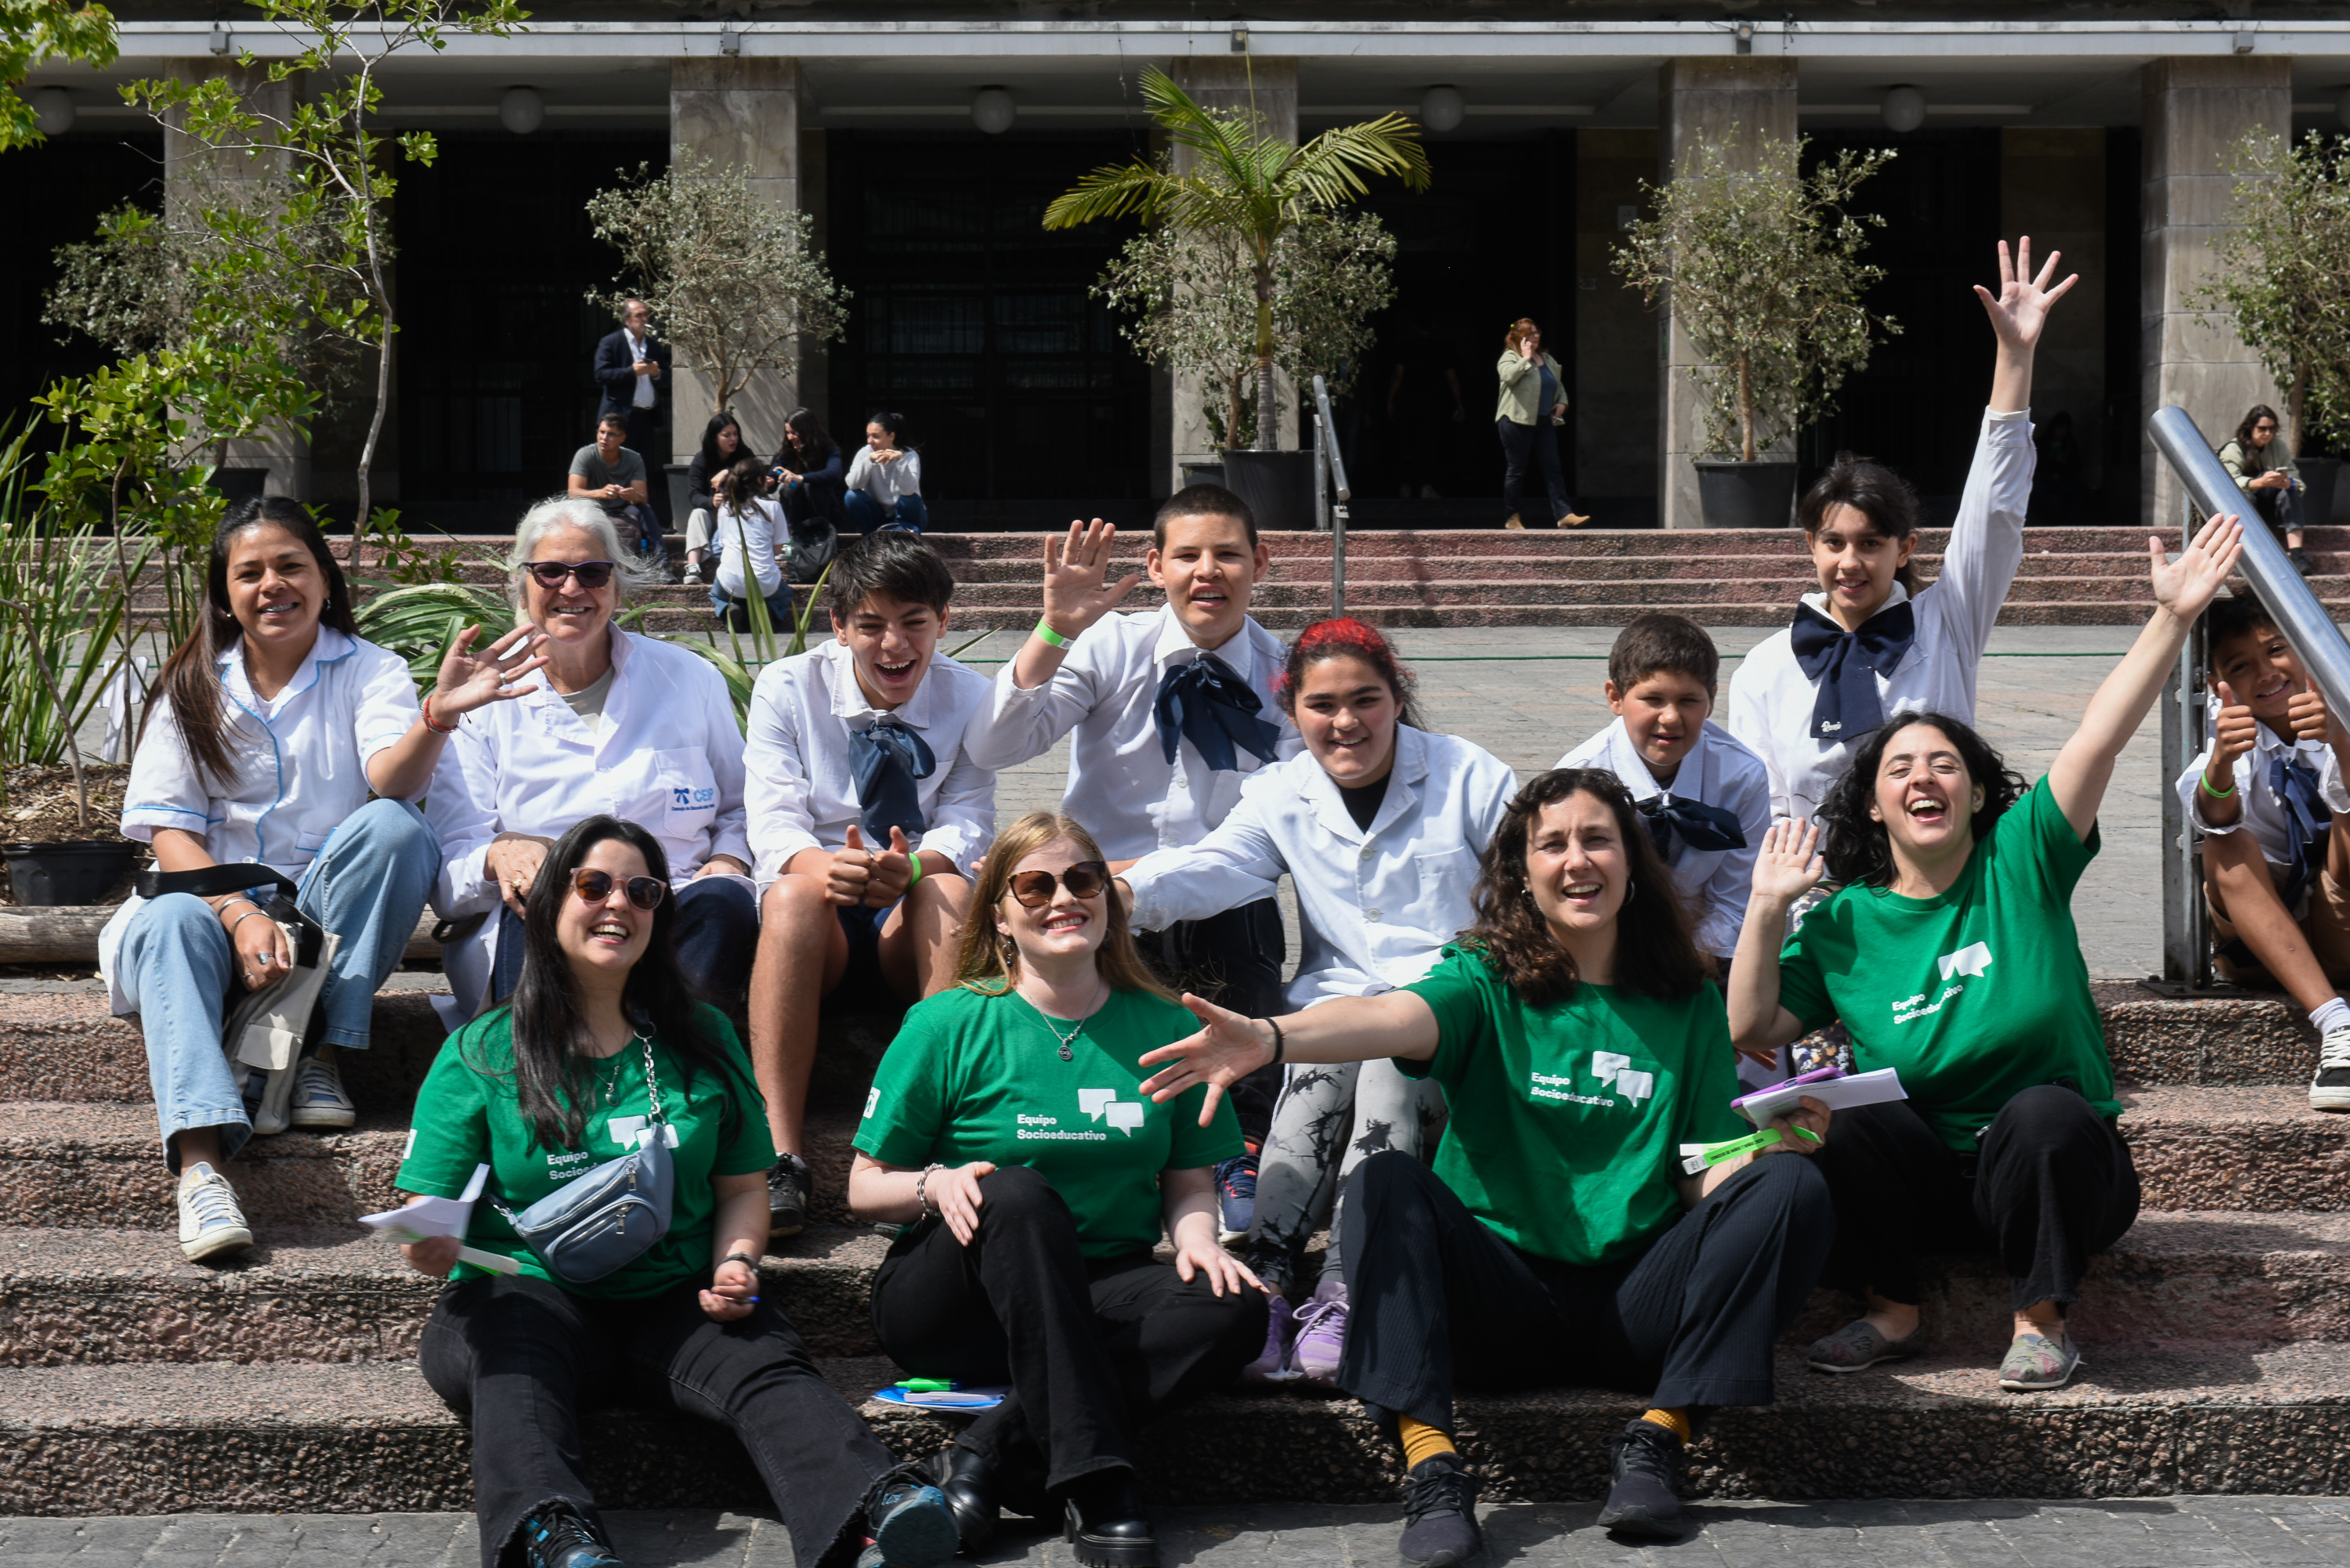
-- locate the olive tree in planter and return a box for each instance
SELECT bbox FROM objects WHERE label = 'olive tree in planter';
[2194,130,2350,529]
[1613,136,1898,527]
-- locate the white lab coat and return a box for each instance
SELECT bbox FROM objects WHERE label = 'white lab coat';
[99,627,420,1014]
[2175,699,2350,888]
[1727,407,2034,822]
[961,605,1301,862]
[1123,725,1517,1007]
[425,626,750,1012]
[1556,717,1773,961]
[743,638,998,884]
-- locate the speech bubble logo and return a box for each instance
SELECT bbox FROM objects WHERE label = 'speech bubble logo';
[1590,1050,1632,1089]
[1104,1101,1147,1136]
[1078,1088,1118,1121]
[1937,941,1993,981]
[1614,1069,1655,1104]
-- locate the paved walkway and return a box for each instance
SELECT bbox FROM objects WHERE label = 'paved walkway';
[15,1498,2350,1566]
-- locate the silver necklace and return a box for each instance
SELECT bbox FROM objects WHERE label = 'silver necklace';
[1032,980,1107,1061]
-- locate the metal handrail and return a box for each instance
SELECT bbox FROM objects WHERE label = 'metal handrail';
[1312,375,1350,617]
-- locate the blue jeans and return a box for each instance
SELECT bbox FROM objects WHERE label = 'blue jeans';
[843,490,927,536]
[709,579,795,628]
[119,798,440,1169]
[487,873,761,1012]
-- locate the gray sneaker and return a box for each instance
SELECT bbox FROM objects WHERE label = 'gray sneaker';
[1806,1317,1922,1374]
[289,1056,356,1129]
[176,1162,254,1262]
[1998,1331,2082,1393]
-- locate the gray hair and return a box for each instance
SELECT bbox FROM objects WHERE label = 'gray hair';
[504,496,663,612]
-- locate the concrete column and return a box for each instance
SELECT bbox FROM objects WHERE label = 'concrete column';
[2141,57,2290,531]
[1576,129,1661,525]
[1656,58,1797,530]
[1170,56,1300,484]
[670,56,803,464]
[2002,129,2107,497]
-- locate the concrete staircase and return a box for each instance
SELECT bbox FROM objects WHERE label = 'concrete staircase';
[348,526,2350,632]
[9,978,2350,1514]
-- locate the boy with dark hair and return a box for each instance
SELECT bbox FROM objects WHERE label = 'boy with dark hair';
[744,534,998,1229]
[961,485,1298,1239]
[2176,592,2350,1110]
[1557,612,1772,974]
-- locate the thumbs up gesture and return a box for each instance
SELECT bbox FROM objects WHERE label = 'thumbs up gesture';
[865,826,917,908]
[825,824,876,907]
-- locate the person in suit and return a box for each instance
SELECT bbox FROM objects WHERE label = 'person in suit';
[594,298,671,477]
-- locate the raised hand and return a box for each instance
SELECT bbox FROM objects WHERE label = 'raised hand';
[1750,820,1825,907]
[433,623,549,719]
[2151,513,2245,625]
[1973,236,2078,353]
[1039,518,1143,642]
[1137,993,1279,1125]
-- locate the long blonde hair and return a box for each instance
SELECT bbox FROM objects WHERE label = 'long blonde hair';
[954,812,1173,1001]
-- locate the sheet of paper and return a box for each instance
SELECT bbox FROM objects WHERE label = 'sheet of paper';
[358,1162,488,1241]
[1734,1068,1907,1128]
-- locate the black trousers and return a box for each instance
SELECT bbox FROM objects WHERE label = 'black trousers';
[1813,1083,2140,1314]
[1497,415,1574,525]
[870,1165,1267,1508]
[1336,1150,1832,1433]
[421,1273,894,1568]
[1139,896,1287,1141]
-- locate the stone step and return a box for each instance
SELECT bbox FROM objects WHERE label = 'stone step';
[9,1342,2350,1513]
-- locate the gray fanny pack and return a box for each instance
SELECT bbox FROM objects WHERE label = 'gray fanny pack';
[494,1035,675,1284]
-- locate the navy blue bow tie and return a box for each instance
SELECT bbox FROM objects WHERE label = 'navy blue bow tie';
[850,720,935,845]
[1788,599,1917,742]
[1638,792,1748,865]
[1154,654,1284,772]
[2271,752,2332,909]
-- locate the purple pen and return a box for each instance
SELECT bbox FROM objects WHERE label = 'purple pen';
[1784,1064,1846,1087]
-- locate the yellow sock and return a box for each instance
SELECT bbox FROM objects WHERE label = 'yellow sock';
[1640,1407,1691,1443]
[1398,1414,1459,1469]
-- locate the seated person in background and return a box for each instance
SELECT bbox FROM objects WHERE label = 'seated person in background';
[427,497,756,1024]
[744,535,996,1235]
[960,492,1300,1240]
[2177,591,2350,1111]
[1731,515,2242,1396]
[681,411,748,587]
[2220,403,2308,573]
[568,414,663,566]
[1119,618,1516,1388]
[1137,770,1833,1552]
[851,812,1267,1568]
[844,410,927,537]
[103,497,503,1261]
[773,406,849,530]
[399,815,959,1568]
[707,456,794,632]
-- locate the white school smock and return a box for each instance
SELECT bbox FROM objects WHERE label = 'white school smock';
[961,605,1301,863]
[1556,717,1773,961]
[743,638,998,884]
[1726,406,2034,823]
[711,497,786,599]
[2174,703,2350,882]
[97,627,421,1015]
[425,625,750,1011]
[1123,724,1517,1008]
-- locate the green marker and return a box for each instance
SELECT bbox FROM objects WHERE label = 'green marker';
[895,1378,960,1393]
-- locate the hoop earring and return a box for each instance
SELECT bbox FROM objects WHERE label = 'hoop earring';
[1624,882,1637,905]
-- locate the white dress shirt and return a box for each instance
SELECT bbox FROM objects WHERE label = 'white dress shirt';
[2175,702,2350,890]
[962,605,1301,863]
[744,638,997,883]
[1557,717,1773,961]
[424,627,750,1010]
[99,627,420,1013]
[1123,725,1517,1007]
[627,328,656,410]
[1727,407,2034,822]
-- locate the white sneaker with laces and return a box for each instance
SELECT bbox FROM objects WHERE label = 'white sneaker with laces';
[290,1056,357,1129]
[682,563,703,584]
[177,1162,254,1261]
[2312,1024,2350,1112]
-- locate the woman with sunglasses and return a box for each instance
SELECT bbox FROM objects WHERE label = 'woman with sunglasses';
[398,815,960,1568]
[427,497,757,1022]
[851,811,1268,1568]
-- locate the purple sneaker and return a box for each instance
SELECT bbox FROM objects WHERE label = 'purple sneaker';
[1292,1279,1350,1384]
[1242,1292,1300,1384]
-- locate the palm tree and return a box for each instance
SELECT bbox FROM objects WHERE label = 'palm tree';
[1045,66,1430,451]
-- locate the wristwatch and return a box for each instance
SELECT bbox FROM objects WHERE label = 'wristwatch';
[719,1251,762,1274]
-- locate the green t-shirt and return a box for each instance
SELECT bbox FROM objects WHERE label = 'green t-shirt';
[854,983,1242,1260]
[395,1005,777,1299]
[1399,947,1747,1268]
[1776,775,2116,1151]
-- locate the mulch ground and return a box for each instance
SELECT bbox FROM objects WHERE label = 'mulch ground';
[1,764,140,905]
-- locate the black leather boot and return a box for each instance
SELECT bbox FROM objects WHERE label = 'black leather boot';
[922,1444,999,1555]
[1061,1470,1157,1568]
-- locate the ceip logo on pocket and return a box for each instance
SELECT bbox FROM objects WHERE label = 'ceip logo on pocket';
[672,786,716,810]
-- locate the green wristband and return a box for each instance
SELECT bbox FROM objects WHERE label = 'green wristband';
[2200,771,2237,800]
[1034,618,1073,649]
[906,853,924,889]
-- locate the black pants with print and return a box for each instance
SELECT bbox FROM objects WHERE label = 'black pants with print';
[1138,897,1288,1142]
[421,1273,894,1568]
[1812,1083,2141,1313]
[1336,1150,1834,1433]
[870,1165,1267,1509]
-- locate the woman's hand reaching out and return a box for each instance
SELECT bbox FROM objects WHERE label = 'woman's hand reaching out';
[2151,513,2245,627]
[1137,995,1278,1123]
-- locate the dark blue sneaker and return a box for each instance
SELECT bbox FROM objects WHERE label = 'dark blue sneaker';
[519,1504,624,1568]
[1213,1152,1257,1243]
[862,1462,960,1568]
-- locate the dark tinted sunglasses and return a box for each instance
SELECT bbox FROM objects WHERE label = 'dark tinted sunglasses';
[573,869,667,910]
[523,559,616,590]
[1005,862,1111,909]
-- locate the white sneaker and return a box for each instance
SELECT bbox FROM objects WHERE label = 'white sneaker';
[289,1056,357,1129]
[681,563,703,584]
[2312,1024,2350,1112]
[177,1163,254,1261]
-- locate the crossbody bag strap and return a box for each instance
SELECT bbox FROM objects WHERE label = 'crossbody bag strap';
[136,863,300,903]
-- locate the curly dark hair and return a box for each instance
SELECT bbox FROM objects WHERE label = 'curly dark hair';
[1817,711,2026,888]
[1457,768,1708,1007]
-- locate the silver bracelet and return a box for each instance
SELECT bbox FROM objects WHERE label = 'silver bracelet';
[226,907,272,936]
[913,1162,945,1216]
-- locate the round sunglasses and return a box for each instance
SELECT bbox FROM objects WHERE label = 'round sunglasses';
[572,868,667,909]
[1004,862,1112,909]
[522,560,617,590]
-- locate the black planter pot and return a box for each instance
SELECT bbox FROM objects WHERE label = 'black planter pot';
[2,841,139,906]
[1222,450,1319,531]
[1694,460,1799,529]
[2301,456,2341,530]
